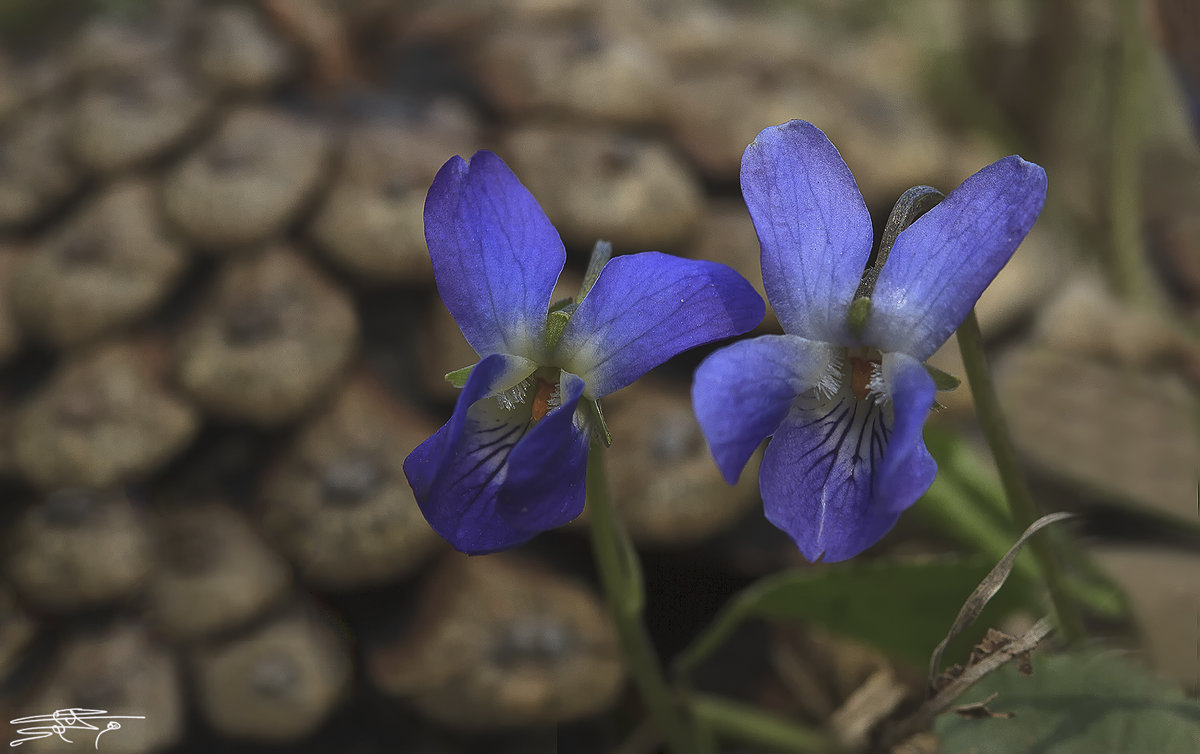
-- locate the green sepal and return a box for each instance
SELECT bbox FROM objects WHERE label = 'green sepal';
[582,398,611,447]
[925,363,961,391]
[580,240,613,301]
[847,296,871,339]
[548,296,574,313]
[444,364,475,388]
[544,309,572,352]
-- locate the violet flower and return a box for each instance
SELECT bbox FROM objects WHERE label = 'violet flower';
[405,151,764,554]
[692,121,1046,562]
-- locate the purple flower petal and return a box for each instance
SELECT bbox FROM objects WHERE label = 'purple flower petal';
[424,151,566,359]
[759,352,936,562]
[495,370,590,534]
[692,334,839,485]
[403,353,585,554]
[403,352,535,504]
[741,121,874,343]
[557,252,764,399]
[874,352,938,513]
[862,156,1047,361]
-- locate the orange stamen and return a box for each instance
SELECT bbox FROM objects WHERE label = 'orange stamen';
[531,378,556,421]
[849,357,877,400]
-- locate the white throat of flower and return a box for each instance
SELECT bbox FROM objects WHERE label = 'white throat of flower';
[495,371,562,421]
[807,347,890,408]
[497,379,531,411]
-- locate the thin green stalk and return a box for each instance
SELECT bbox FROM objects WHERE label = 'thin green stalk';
[689,693,834,753]
[1108,0,1155,307]
[956,311,1086,643]
[587,445,695,754]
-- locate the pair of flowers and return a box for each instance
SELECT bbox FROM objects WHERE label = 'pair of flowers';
[404,121,1046,561]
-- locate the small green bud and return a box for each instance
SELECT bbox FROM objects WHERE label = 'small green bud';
[544,309,571,352]
[848,296,872,339]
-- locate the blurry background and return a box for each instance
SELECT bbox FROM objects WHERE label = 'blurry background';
[0,0,1197,752]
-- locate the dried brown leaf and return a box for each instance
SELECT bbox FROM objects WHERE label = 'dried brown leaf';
[954,693,1015,720]
[928,511,1075,689]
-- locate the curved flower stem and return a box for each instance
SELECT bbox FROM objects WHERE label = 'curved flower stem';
[586,444,695,754]
[955,311,1086,643]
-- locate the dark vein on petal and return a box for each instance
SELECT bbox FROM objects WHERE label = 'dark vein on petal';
[854,403,875,465]
[451,422,526,487]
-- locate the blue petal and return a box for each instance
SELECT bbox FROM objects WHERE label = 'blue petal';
[404,353,585,554]
[740,121,874,343]
[424,151,565,359]
[403,352,536,504]
[874,352,937,512]
[556,252,764,399]
[862,156,1047,361]
[495,371,589,534]
[759,352,936,562]
[692,334,839,485]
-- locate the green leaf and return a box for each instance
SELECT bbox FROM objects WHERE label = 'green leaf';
[936,651,1200,753]
[582,398,612,447]
[919,471,1029,580]
[676,558,1026,674]
[919,428,1128,619]
[444,364,475,388]
[925,363,962,391]
[580,240,613,300]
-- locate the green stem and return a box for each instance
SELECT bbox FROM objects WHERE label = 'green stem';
[689,693,834,753]
[955,311,1086,643]
[1108,0,1155,307]
[587,445,695,754]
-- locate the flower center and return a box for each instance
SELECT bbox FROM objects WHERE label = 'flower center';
[496,370,562,422]
[849,356,880,400]
[530,377,559,422]
[811,348,886,406]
